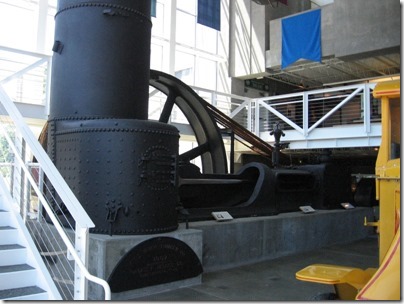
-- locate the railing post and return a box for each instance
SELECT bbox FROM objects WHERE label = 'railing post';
[24,162,31,222]
[303,92,309,137]
[73,224,89,300]
[11,132,25,219]
[246,99,252,133]
[37,166,44,222]
[253,99,259,135]
[21,139,26,219]
[212,91,217,107]
[363,84,371,133]
[44,58,52,117]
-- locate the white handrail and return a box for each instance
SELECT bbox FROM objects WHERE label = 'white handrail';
[190,85,251,101]
[254,83,376,139]
[0,84,111,300]
[0,44,52,58]
[0,58,49,85]
[307,86,363,133]
[0,86,93,226]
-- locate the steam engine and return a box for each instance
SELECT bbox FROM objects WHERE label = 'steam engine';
[46,0,354,237]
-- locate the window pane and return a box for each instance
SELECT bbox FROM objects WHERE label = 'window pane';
[48,0,57,8]
[196,23,217,53]
[150,44,164,71]
[196,57,216,90]
[175,51,195,85]
[176,10,195,47]
[0,2,38,49]
[152,1,168,38]
[177,0,196,14]
[45,6,56,51]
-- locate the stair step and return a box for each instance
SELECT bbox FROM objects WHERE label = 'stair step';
[0,264,37,290]
[0,286,47,300]
[0,244,27,266]
[0,263,34,273]
[0,226,18,245]
[0,201,55,300]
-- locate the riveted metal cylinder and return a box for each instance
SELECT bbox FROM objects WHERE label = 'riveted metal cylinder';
[47,118,179,235]
[47,0,180,235]
[50,0,152,120]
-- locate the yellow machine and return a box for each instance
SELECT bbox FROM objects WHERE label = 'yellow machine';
[295,79,401,300]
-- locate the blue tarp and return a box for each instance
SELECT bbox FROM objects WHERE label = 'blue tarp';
[281,9,321,69]
[197,0,221,31]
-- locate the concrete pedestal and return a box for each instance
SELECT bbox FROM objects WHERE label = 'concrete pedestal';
[87,228,203,300]
[190,207,374,272]
[85,207,373,300]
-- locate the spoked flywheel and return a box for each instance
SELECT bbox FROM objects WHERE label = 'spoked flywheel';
[149,69,228,174]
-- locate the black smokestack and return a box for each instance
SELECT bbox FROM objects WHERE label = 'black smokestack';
[50,0,152,120]
[47,0,179,235]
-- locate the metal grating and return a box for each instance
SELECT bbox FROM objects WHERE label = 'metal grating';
[265,52,400,90]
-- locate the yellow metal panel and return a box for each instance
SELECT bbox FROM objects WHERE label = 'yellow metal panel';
[356,229,400,300]
[295,264,373,286]
[296,264,359,284]
[373,80,400,99]
[377,150,401,263]
[296,264,376,300]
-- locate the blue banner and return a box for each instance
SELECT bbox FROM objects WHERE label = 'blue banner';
[281,9,321,69]
[197,0,221,31]
[151,0,156,17]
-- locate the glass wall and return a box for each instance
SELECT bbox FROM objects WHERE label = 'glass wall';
[0,0,231,100]
[0,0,56,52]
[151,0,227,89]
[0,0,232,171]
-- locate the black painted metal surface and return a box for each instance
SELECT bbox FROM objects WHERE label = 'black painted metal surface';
[47,0,180,235]
[48,119,179,234]
[108,237,203,292]
[50,0,152,120]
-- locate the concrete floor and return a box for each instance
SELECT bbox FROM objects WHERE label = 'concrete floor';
[133,235,378,301]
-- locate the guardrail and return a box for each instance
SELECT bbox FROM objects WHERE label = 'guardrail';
[254,83,377,134]
[0,84,111,300]
[0,45,51,108]
[226,83,380,149]
[1,44,382,163]
[2,44,380,151]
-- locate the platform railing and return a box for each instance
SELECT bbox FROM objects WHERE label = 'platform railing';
[224,83,381,148]
[189,83,378,147]
[253,83,376,136]
[0,84,111,300]
[1,44,380,151]
[0,45,51,110]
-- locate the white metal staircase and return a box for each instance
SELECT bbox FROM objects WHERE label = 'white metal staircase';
[0,84,111,300]
[0,188,60,300]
